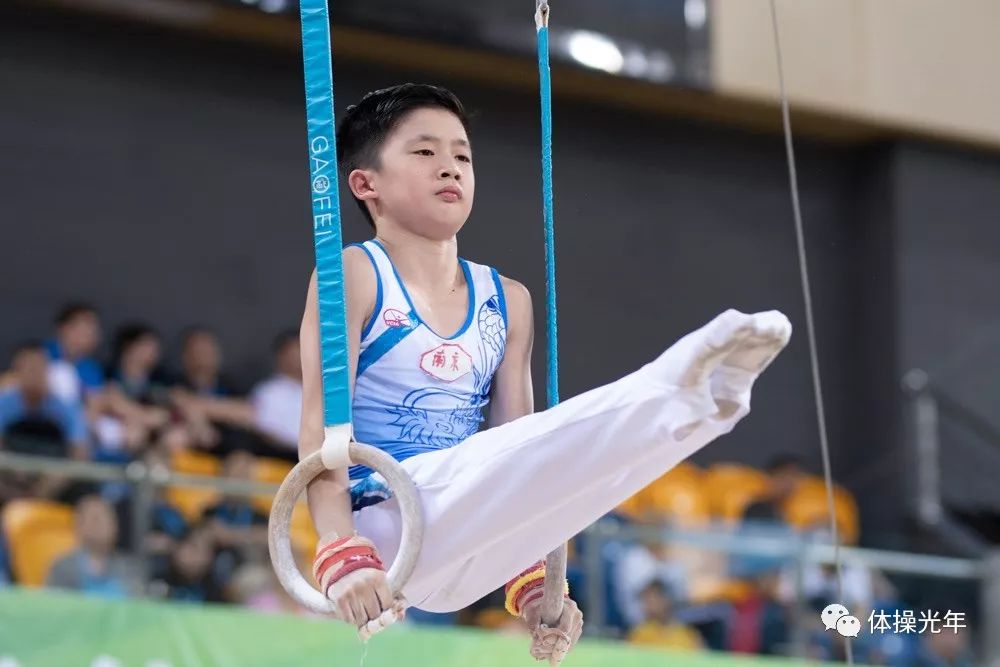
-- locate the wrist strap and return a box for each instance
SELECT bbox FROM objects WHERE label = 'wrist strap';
[503,560,571,617]
[313,535,384,592]
[504,561,546,616]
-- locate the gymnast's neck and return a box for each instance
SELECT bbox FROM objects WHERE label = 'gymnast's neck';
[373,223,463,292]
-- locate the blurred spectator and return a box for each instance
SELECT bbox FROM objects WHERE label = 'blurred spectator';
[627,579,704,651]
[44,303,105,403]
[229,562,308,616]
[108,323,172,406]
[744,454,804,523]
[0,340,90,505]
[203,450,269,552]
[153,521,223,603]
[141,446,189,572]
[0,341,89,459]
[229,562,280,610]
[167,330,301,461]
[250,330,302,453]
[46,495,141,598]
[913,624,974,667]
[613,540,687,629]
[92,324,172,460]
[776,524,874,612]
[202,450,269,584]
[779,560,874,612]
[725,568,789,656]
[178,327,235,397]
[169,327,260,454]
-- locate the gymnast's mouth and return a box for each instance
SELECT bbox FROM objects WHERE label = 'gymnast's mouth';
[435,185,463,201]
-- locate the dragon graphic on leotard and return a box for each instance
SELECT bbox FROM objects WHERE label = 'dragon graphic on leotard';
[385,295,507,446]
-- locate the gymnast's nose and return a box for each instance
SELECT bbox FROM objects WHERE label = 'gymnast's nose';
[438,157,463,181]
[440,168,461,182]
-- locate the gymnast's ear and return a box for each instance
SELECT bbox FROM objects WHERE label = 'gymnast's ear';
[348,168,378,202]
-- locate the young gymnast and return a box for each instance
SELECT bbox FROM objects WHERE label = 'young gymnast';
[299,83,792,663]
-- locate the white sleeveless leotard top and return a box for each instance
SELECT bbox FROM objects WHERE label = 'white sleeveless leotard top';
[347,240,508,508]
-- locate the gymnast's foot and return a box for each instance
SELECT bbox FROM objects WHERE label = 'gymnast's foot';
[649,309,792,436]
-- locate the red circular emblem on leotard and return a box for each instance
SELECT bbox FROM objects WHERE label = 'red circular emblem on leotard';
[419,343,473,382]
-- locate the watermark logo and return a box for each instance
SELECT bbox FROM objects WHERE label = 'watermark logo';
[821,603,849,631]
[822,603,968,638]
[836,615,862,638]
[821,604,860,638]
[869,609,966,635]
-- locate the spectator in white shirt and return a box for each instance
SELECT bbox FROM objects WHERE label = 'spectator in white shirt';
[250,330,302,452]
[167,330,302,461]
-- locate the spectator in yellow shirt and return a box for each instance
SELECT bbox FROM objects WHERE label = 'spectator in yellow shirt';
[627,579,704,651]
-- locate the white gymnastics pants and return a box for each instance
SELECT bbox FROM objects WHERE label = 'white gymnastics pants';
[354,309,792,613]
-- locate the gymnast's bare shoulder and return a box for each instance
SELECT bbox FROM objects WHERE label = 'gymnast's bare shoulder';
[487,275,534,426]
[342,245,377,328]
[497,275,532,333]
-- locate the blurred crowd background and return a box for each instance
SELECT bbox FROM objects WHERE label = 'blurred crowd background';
[0,300,976,665]
[3,1,1000,666]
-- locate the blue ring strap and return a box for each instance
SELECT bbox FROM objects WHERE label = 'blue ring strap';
[299,0,351,427]
[537,8,559,409]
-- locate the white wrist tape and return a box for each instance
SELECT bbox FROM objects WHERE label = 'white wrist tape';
[320,423,353,471]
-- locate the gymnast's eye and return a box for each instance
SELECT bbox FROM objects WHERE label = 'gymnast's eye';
[457,154,472,163]
[414,149,434,156]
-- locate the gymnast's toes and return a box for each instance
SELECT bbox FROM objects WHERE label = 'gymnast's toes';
[723,310,792,375]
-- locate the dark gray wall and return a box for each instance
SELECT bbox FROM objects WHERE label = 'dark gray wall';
[893,146,1000,511]
[5,9,998,544]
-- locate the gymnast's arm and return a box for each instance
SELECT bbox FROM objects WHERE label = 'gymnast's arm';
[299,247,376,540]
[487,278,535,427]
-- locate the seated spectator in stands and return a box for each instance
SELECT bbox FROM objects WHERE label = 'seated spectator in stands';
[152,521,223,603]
[228,562,310,616]
[0,342,89,459]
[912,621,974,667]
[44,302,105,403]
[627,579,704,651]
[725,565,789,656]
[0,342,92,502]
[177,327,235,397]
[203,451,269,552]
[169,327,269,455]
[744,454,804,523]
[613,540,688,629]
[200,450,268,585]
[46,495,141,599]
[140,446,189,574]
[108,323,173,406]
[776,518,874,612]
[166,330,301,461]
[92,324,172,460]
[250,330,302,455]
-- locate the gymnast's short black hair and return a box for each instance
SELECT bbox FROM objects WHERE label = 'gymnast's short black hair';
[336,83,471,228]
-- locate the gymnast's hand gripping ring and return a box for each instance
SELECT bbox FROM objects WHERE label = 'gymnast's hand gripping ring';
[267,436,425,639]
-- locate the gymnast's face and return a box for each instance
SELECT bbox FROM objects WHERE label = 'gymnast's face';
[350,107,474,239]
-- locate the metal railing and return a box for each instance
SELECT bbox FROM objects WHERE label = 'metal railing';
[903,368,1000,557]
[1,451,997,664]
[579,520,990,658]
[0,450,282,582]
